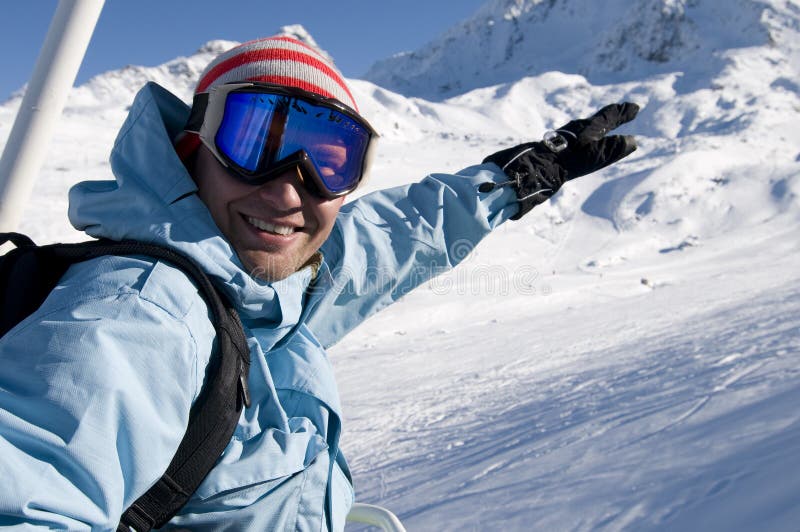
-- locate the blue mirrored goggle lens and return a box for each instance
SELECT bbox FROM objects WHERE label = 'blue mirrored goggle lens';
[277,108,370,193]
[215,93,279,173]
[215,92,371,193]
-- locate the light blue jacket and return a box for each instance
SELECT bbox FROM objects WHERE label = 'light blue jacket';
[0,82,517,530]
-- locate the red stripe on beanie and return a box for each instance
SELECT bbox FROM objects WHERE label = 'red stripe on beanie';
[272,36,322,55]
[198,47,340,91]
[237,35,319,52]
[197,47,355,109]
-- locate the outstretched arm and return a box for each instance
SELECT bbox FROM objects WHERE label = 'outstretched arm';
[308,103,640,348]
[307,163,519,347]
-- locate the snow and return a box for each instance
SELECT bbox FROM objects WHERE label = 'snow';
[1,1,799,530]
[364,0,794,100]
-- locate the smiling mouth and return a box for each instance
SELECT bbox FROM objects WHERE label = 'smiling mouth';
[245,216,297,236]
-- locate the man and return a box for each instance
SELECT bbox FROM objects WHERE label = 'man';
[0,36,637,530]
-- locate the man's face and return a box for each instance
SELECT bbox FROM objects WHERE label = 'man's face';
[193,146,345,281]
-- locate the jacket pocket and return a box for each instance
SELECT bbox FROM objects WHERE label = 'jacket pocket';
[192,417,328,503]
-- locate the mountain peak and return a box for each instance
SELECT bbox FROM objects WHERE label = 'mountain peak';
[195,26,333,63]
[364,0,782,99]
[196,40,239,55]
[274,24,334,62]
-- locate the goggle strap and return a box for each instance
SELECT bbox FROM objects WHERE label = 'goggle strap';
[184,93,210,134]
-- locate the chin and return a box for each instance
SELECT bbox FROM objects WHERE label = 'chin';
[246,264,292,282]
[240,254,298,282]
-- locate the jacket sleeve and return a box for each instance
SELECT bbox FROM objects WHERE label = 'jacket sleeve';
[306,163,519,348]
[0,257,211,530]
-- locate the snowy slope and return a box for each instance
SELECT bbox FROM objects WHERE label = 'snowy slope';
[1,2,800,530]
[336,226,800,530]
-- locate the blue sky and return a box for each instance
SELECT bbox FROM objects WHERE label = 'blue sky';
[1,0,487,101]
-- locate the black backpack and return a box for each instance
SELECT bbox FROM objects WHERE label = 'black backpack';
[0,232,251,531]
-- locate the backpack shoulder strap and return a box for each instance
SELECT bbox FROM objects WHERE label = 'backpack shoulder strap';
[0,232,250,531]
[0,232,74,335]
[96,241,251,531]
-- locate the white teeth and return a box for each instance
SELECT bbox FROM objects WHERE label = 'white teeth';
[246,216,295,235]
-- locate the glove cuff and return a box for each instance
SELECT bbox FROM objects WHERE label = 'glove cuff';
[509,168,555,220]
[481,144,565,220]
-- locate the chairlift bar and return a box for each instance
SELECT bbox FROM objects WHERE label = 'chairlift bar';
[346,503,407,532]
[0,0,105,232]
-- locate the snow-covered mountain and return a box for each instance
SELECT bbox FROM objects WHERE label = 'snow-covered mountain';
[365,0,800,99]
[1,2,800,530]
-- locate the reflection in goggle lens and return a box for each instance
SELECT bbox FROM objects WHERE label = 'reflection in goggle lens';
[215,92,371,194]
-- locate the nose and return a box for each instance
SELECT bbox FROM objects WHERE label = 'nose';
[255,167,305,211]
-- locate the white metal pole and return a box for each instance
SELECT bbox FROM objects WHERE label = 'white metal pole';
[0,0,105,232]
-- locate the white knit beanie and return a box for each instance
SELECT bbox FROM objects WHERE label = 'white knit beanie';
[176,35,358,161]
[196,36,357,110]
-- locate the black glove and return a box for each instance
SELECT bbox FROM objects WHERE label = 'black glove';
[481,102,640,219]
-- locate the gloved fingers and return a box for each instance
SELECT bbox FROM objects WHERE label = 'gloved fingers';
[561,134,637,179]
[558,102,640,143]
[597,134,638,165]
[591,102,640,133]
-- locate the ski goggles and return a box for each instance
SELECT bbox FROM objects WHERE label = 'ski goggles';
[185,82,378,198]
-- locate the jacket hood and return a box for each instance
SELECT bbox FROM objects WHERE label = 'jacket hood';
[69,82,314,327]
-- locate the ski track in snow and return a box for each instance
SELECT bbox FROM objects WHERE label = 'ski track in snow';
[335,230,800,531]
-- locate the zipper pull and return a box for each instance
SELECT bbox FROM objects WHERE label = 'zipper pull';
[238,358,251,408]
